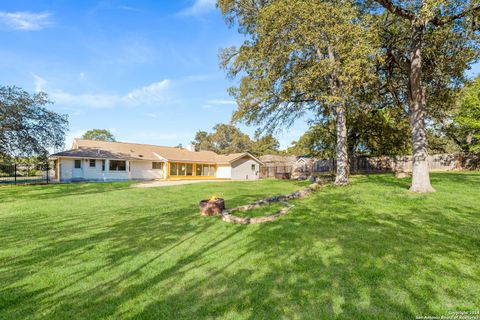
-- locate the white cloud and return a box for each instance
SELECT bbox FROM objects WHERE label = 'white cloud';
[31,74,171,108]
[124,80,171,105]
[0,11,53,30]
[31,73,46,92]
[179,0,216,16]
[207,99,236,105]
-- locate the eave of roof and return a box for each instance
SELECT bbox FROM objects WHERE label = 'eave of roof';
[51,139,264,165]
[49,148,144,160]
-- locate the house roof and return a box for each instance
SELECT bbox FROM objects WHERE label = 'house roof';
[49,148,143,160]
[259,155,297,165]
[50,139,263,165]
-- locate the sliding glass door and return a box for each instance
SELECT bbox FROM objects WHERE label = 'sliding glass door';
[168,162,215,177]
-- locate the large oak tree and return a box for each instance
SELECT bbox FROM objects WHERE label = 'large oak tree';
[0,86,68,159]
[218,0,379,185]
[372,0,480,192]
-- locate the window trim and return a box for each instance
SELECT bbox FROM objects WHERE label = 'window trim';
[168,162,216,177]
[74,159,82,169]
[109,160,127,172]
[89,159,96,168]
[152,162,164,170]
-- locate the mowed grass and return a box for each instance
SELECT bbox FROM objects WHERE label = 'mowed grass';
[0,173,479,319]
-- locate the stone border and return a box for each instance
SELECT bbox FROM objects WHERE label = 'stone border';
[221,200,294,224]
[220,177,332,224]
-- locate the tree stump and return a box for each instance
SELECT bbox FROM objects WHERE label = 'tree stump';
[199,198,225,216]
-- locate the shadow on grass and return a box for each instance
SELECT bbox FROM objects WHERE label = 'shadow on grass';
[0,173,479,319]
[0,181,133,203]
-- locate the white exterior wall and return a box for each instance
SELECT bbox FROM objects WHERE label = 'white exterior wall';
[130,161,164,180]
[83,159,107,180]
[57,156,261,182]
[231,157,260,180]
[216,165,232,179]
[59,158,73,181]
[59,158,129,182]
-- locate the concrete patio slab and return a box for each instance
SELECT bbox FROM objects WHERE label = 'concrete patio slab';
[133,179,231,188]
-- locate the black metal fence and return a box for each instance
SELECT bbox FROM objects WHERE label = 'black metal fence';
[0,161,54,185]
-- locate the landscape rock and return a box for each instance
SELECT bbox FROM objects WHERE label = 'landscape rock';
[219,181,329,224]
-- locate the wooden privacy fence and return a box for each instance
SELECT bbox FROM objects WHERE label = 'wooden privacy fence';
[315,153,480,174]
[260,153,480,178]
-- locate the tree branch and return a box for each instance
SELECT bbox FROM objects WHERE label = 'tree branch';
[388,49,410,70]
[430,5,480,26]
[374,0,416,21]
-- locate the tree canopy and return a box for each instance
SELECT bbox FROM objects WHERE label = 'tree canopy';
[191,124,281,156]
[251,130,281,156]
[448,76,480,152]
[82,129,116,142]
[219,0,379,185]
[288,108,411,158]
[192,124,251,154]
[219,0,480,192]
[370,0,480,192]
[0,86,68,159]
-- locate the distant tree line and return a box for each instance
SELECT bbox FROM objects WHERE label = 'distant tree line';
[191,124,282,156]
[81,129,116,142]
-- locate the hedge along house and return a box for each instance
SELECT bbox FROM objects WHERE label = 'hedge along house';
[49,139,263,182]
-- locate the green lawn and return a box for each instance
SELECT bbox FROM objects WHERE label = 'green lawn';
[0,173,479,319]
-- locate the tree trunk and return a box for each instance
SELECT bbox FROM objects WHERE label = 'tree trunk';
[466,131,474,146]
[327,44,349,186]
[408,24,435,193]
[335,103,349,185]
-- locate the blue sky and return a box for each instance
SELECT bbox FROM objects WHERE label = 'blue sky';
[0,0,479,150]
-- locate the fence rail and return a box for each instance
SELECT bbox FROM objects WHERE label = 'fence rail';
[259,166,293,178]
[260,153,480,179]
[0,161,54,185]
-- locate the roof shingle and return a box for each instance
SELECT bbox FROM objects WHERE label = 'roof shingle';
[50,139,262,165]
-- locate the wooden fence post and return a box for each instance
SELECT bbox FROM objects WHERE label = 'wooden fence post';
[14,163,17,185]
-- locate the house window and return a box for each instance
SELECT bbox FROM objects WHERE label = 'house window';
[170,163,178,176]
[89,159,96,167]
[152,162,163,170]
[251,164,256,171]
[109,160,126,171]
[169,162,215,177]
[186,164,193,176]
[179,163,186,176]
[102,160,105,171]
[74,159,81,169]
